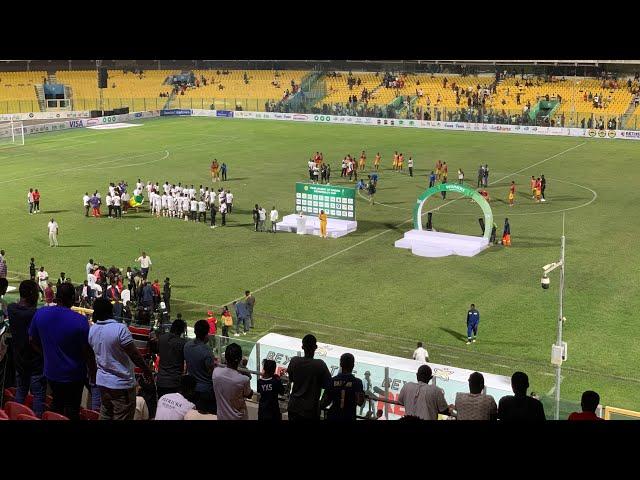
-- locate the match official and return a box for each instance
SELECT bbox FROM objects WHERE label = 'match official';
[466,303,480,345]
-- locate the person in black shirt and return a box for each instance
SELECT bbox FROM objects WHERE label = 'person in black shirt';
[497,371,546,421]
[7,280,46,417]
[163,277,171,314]
[321,353,364,421]
[258,359,284,420]
[29,257,36,281]
[540,175,547,202]
[252,204,260,232]
[155,319,187,399]
[286,334,332,421]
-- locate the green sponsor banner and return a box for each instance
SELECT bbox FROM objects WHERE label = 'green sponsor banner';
[295,182,356,220]
[413,183,493,241]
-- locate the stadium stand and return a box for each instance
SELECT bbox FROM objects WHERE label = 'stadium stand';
[0,71,46,114]
[56,69,176,112]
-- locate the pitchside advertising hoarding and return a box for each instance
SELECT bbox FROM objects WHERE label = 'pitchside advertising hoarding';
[247,334,513,420]
[295,182,356,219]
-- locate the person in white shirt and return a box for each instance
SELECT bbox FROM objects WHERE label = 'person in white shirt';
[163,182,170,195]
[27,189,34,214]
[136,179,144,191]
[105,194,113,218]
[47,218,59,247]
[112,194,121,218]
[258,207,266,232]
[161,194,169,217]
[37,266,49,294]
[408,157,414,177]
[83,192,90,217]
[225,190,234,213]
[152,192,162,217]
[155,375,197,420]
[108,183,116,197]
[182,196,190,220]
[190,199,198,221]
[197,199,207,223]
[135,252,152,279]
[121,191,130,214]
[219,201,227,226]
[168,195,176,217]
[308,159,315,181]
[269,206,279,233]
[412,342,429,363]
[218,189,226,206]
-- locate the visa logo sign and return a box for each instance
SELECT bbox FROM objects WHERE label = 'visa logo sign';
[68,120,84,128]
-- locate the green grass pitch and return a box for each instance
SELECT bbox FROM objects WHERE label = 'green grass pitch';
[1,116,638,411]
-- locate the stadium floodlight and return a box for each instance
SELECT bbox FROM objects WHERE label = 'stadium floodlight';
[0,120,25,148]
[539,213,566,420]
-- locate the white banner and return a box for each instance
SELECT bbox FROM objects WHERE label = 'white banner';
[22,110,159,136]
[0,110,90,122]
[248,333,513,420]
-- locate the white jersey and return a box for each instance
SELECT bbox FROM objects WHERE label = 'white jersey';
[189,188,196,199]
[270,209,279,221]
[113,195,121,207]
[163,183,170,194]
[161,194,168,208]
[220,203,227,214]
[204,191,210,203]
[218,191,226,204]
[198,201,206,212]
[168,196,176,211]
[152,193,161,208]
[190,200,198,211]
[137,182,144,191]
[182,197,190,211]
[83,195,90,206]
[108,185,116,197]
[106,195,113,206]
[226,192,233,204]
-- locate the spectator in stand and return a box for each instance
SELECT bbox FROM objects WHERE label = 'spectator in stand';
[568,391,603,421]
[29,283,96,420]
[398,365,451,420]
[8,280,46,417]
[88,298,155,420]
[412,341,429,363]
[321,353,364,421]
[451,372,498,420]
[184,320,217,415]
[257,359,284,421]
[155,375,197,420]
[497,371,546,421]
[44,282,55,305]
[0,250,6,279]
[212,343,253,420]
[139,280,154,309]
[286,334,332,421]
[155,318,187,399]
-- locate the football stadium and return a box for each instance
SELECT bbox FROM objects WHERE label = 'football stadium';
[0,59,639,422]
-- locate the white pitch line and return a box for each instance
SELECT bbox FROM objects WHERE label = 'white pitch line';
[221,197,460,305]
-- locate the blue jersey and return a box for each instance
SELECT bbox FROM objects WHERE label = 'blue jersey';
[467,309,480,325]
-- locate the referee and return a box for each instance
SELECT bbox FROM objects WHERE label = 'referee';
[466,303,480,345]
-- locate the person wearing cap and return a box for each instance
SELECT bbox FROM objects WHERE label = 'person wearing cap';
[286,334,332,421]
[360,370,375,418]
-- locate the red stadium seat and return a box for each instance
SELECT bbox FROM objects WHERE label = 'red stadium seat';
[0,409,8,420]
[4,401,37,420]
[17,414,40,420]
[42,411,69,420]
[79,408,100,420]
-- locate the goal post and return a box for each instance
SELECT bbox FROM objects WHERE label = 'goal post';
[0,120,25,148]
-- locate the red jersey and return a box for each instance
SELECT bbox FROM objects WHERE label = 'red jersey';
[535,180,541,189]
[207,316,217,335]
[509,184,516,194]
[32,191,40,202]
[443,164,448,173]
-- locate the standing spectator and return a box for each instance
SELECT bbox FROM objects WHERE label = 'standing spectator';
[83,192,90,217]
[212,343,253,420]
[184,320,217,414]
[155,375,197,420]
[466,303,480,345]
[233,300,249,336]
[0,250,6,279]
[245,290,256,329]
[412,341,429,363]
[155,318,187,399]
[27,188,34,214]
[458,168,464,185]
[8,280,46,417]
[134,251,152,279]
[37,267,48,298]
[139,281,154,309]
[321,353,364,421]
[252,204,260,231]
[360,370,375,418]
[163,277,171,313]
[451,372,498,420]
[206,311,217,336]
[29,256,36,280]
[28,283,96,420]
[477,165,484,188]
[398,365,451,420]
[286,334,332,421]
[44,282,55,305]
[497,371,546,421]
[151,279,161,308]
[220,305,233,345]
[270,206,279,233]
[258,206,267,232]
[209,202,217,229]
[219,201,227,226]
[568,391,603,420]
[88,298,154,420]
[47,217,59,247]
[257,359,284,421]
[408,157,414,177]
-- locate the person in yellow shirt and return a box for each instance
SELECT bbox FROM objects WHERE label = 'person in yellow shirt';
[398,153,404,171]
[319,210,328,239]
[392,151,399,171]
[374,152,381,171]
[359,151,366,171]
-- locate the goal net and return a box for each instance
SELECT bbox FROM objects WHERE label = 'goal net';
[0,121,25,148]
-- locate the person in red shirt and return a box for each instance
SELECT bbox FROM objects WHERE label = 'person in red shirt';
[207,310,217,336]
[151,279,161,308]
[568,391,603,420]
[508,181,516,206]
[32,189,41,213]
[44,282,55,305]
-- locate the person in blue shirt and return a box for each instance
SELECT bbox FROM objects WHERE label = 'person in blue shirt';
[221,162,227,181]
[29,283,96,420]
[466,303,480,345]
[233,301,249,336]
[321,353,364,420]
[429,171,436,188]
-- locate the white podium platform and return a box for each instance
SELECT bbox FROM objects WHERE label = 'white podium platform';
[276,214,357,238]
[395,230,489,257]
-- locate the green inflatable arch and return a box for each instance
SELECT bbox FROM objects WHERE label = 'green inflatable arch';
[413,183,493,241]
